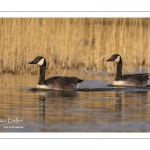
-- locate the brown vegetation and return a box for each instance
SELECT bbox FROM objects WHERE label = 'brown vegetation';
[0,18,150,75]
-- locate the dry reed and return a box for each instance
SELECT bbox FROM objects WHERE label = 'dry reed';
[0,18,150,75]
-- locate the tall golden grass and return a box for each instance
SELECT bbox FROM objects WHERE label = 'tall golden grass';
[0,18,150,75]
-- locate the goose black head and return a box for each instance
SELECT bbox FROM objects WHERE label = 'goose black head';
[106,54,121,63]
[29,56,46,66]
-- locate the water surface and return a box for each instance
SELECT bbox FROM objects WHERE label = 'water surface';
[0,72,150,132]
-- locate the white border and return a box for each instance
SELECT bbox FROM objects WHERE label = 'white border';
[0,0,150,11]
[1,0,150,141]
[0,12,150,18]
[0,133,150,139]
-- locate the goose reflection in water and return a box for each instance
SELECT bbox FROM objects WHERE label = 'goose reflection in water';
[35,90,77,131]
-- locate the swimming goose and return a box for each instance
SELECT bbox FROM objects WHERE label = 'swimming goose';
[106,54,149,87]
[29,56,83,91]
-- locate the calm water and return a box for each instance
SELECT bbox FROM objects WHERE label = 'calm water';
[0,72,150,132]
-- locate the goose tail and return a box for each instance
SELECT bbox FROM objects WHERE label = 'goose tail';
[77,79,83,83]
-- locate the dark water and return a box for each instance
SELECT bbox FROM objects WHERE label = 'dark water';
[0,73,150,132]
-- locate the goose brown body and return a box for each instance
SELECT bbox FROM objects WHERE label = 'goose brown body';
[107,54,149,87]
[29,56,83,91]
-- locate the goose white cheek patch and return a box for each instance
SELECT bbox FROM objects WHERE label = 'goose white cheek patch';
[37,58,44,66]
[114,56,120,63]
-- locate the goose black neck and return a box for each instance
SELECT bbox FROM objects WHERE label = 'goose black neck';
[38,65,46,85]
[115,59,122,81]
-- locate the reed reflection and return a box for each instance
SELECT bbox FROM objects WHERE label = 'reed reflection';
[123,90,148,122]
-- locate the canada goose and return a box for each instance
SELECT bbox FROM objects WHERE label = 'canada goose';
[106,54,149,87]
[29,56,83,91]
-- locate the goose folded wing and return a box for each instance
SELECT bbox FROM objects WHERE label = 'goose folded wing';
[53,77,79,91]
[122,74,148,83]
[45,76,62,85]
